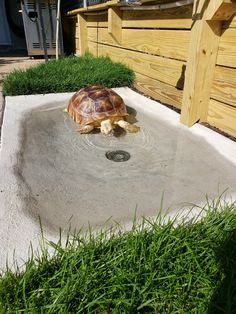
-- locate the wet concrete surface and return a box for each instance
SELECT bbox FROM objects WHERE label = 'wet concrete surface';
[1,88,236,268]
[20,103,236,232]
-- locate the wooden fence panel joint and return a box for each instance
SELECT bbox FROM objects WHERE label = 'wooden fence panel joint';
[108,7,122,44]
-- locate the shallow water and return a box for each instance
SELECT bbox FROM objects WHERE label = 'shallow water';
[18,102,236,232]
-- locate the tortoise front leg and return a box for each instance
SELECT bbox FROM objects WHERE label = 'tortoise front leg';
[116,120,140,133]
[101,119,113,135]
[77,125,94,134]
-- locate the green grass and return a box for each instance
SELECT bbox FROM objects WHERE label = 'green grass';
[0,199,236,313]
[3,54,135,96]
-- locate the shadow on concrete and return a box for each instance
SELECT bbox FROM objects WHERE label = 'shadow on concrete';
[0,53,43,66]
[0,57,27,65]
[0,56,31,66]
[208,230,236,313]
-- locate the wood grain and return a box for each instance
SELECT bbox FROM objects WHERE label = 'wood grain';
[108,8,122,44]
[88,42,185,88]
[87,28,190,61]
[78,14,88,55]
[134,72,183,109]
[217,28,236,67]
[207,98,236,138]
[87,14,108,28]
[180,20,221,126]
[211,66,236,108]
[67,0,119,15]
[122,5,192,29]
[223,13,236,28]
[208,2,236,21]
[88,41,98,56]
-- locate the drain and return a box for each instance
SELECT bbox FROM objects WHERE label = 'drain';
[105,150,131,162]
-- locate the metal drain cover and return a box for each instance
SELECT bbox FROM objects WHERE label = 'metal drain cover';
[106,150,131,162]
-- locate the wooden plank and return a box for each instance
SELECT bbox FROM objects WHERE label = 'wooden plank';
[88,42,185,88]
[193,0,236,20]
[180,20,221,126]
[207,98,236,138]
[75,24,80,38]
[66,0,119,15]
[87,43,182,108]
[75,36,80,53]
[217,28,236,67]
[88,41,97,56]
[76,38,80,54]
[87,14,108,27]
[187,0,204,19]
[209,1,236,21]
[78,13,88,55]
[140,0,175,4]
[211,66,236,108]
[88,28,190,61]
[122,5,192,29]
[134,72,183,109]
[223,13,236,28]
[108,8,122,44]
[86,5,193,29]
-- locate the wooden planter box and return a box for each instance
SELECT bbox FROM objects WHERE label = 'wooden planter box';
[66,0,236,138]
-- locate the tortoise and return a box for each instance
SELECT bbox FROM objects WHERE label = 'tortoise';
[65,85,140,135]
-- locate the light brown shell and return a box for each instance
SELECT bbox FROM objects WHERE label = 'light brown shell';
[67,85,128,126]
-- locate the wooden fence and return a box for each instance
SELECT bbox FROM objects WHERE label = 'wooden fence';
[207,16,236,137]
[66,0,236,138]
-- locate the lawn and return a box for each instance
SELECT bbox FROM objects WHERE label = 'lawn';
[0,198,236,313]
[2,54,134,96]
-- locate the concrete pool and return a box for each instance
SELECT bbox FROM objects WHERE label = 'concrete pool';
[0,88,236,267]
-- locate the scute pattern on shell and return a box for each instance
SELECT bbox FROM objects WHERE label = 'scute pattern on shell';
[67,85,128,125]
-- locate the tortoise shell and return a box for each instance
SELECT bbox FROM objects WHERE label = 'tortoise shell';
[67,85,128,126]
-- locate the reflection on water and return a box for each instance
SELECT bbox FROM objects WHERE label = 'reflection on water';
[61,108,169,175]
[63,106,152,150]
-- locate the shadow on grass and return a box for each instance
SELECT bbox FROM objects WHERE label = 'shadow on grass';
[208,230,236,314]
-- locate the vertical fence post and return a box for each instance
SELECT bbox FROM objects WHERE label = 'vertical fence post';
[108,7,122,44]
[78,13,88,55]
[180,0,236,127]
[180,19,221,126]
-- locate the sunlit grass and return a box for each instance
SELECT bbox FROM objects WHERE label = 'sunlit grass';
[0,198,236,313]
[3,54,134,96]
